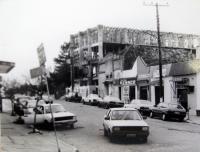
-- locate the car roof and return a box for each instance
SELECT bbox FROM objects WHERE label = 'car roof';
[39,103,61,106]
[110,107,137,111]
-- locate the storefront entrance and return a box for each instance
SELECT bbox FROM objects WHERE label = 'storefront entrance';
[129,86,135,101]
[177,89,188,111]
[140,86,148,100]
[155,86,164,105]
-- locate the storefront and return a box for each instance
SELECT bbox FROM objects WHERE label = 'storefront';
[120,78,137,103]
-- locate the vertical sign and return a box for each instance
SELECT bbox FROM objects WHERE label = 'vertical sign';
[37,43,46,66]
[123,86,130,103]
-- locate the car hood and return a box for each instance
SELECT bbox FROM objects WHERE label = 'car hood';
[108,120,149,127]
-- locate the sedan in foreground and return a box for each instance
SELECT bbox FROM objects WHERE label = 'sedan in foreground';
[124,99,154,116]
[103,108,149,142]
[150,102,186,121]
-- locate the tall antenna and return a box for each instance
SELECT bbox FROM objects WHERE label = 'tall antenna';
[144,0,169,104]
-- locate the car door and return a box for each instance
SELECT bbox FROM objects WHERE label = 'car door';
[153,103,162,116]
[34,105,45,124]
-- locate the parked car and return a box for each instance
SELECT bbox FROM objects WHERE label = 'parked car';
[65,92,75,101]
[65,92,82,103]
[124,99,154,116]
[103,108,149,142]
[23,103,77,128]
[150,102,186,121]
[70,92,82,103]
[99,96,124,109]
[82,94,103,105]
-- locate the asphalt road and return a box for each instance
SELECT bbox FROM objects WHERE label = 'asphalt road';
[2,99,200,152]
[45,100,200,152]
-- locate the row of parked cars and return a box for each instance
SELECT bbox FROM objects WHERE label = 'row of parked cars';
[65,93,187,122]
[65,93,124,108]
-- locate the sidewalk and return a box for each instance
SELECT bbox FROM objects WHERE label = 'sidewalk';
[1,99,76,152]
[186,114,200,125]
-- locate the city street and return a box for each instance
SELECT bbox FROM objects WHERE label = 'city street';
[2,99,200,152]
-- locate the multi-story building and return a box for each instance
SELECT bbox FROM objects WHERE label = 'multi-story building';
[68,25,200,101]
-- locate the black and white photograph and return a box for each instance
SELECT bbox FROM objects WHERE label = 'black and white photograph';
[1,0,200,152]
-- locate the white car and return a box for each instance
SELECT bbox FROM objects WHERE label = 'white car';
[99,96,124,109]
[103,108,149,142]
[82,94,103,105]
[124,99,154,116]
[23,103,77,128]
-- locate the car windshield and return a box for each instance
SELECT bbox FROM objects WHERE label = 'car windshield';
[90,94,99,98]
[168,104,183,109]
[111,110,142,120]
[45,105,66,113]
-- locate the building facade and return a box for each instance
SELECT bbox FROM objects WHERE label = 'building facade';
[67,25,200,114]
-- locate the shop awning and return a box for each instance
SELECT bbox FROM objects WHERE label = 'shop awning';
[0,61,15,73]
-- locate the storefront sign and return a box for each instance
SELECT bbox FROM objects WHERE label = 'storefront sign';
[120,79,136,86]
[122,86,129,102]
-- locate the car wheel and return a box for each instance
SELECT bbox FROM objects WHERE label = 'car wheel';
[162,114,167,121]
[142,136,148,143]
[108,130,114,142]
[105,104,110,109]
[83,100,85,104]
[179,117,184,122]
[104,128,108,136]
[150,112,154,118]
[89,100,92,105]
[69,124,74,129]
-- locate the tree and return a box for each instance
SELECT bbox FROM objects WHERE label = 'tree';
[49,42,71,98]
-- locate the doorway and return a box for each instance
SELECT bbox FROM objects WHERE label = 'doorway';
[129,86,135,101]
[155,86,164,105]
[177,89,188,111]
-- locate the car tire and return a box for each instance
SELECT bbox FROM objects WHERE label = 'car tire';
[142,136,148,143]
[105,104,110,109]
[83,100,85,104]
[104,128,108,136]
[179,117,184,122]
[162,114,167,121]
[70,124,74,129]
[108,130,114,142]
[150,112,154,118]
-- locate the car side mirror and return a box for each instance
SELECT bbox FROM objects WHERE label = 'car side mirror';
[143,116,147,120]
[104,116,110,120]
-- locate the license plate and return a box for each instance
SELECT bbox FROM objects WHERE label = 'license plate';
[175,112,180,114]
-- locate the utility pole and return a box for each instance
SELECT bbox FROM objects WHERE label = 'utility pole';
[70,44,74,92]
[144,0,168,103]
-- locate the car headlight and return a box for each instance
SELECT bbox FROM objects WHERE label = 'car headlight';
[142,126,149,131]
[74,116,77,120]
[113,127,120,131]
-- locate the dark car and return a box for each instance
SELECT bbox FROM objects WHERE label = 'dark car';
[69,92,82,103]
[124,99,154,116]
[150,102,186,121]
[99,96,124,109]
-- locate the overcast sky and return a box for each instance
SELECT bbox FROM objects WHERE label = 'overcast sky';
[1,0,200,82]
